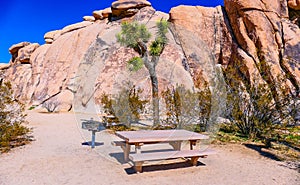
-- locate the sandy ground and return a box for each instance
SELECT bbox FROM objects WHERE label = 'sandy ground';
[0,111,299,185]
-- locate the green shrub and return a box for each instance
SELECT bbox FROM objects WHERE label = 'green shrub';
[161,84,211,131]
[0,80,31,153]
[100,85,148,127]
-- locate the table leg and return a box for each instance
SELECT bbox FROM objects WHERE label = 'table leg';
[135,143,142,153]
[190,140,197,150]
[91,130,96,148]
[124,143,130,162]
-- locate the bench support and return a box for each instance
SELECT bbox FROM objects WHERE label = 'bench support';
[134,162,144,173]
[111,141,131,162]
[129,149,215,173]
[190,156,200,166]
[190,140,197,150]
[124,143,130,162]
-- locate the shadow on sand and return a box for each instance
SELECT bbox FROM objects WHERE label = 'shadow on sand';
[82,141,104,147]
[244,143,281,161]
[109,152,127,164]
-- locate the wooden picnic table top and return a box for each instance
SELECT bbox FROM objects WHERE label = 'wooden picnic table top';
[115,129,209,144]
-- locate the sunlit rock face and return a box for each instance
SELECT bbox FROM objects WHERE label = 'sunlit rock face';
[2,0,300,112]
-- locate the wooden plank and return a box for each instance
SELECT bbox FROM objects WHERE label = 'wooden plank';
[129,149,216,162]
[111,141,126,146]
[115,130,209,144]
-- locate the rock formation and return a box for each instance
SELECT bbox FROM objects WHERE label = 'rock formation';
[170,0,300,98]
[2,0,300,113]
[9,42,40,64]
[288,0,300,10]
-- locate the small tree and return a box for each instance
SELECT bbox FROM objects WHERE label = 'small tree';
[127,86,149,122]
[0,80,30,152]
[197,82,212,131]
[116,20,168,126]
[100,86,148,127]
[161,84,211,131]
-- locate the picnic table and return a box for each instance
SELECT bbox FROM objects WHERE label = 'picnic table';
[113,129,213,172]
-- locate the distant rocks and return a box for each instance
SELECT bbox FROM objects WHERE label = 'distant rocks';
[44,30,62,44]
[83,16,95,22]
[88,0,151,22]
[111,0,151,18]
[16,43,40,64]
[102,7,113,18]
[92,10,105,20]
[9,42,39,64]
[92,8,112,20]
[44,0,152,44]
[61,21,93,35]
[9,42,30,62]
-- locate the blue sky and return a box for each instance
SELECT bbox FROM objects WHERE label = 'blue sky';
[0,0,224,63]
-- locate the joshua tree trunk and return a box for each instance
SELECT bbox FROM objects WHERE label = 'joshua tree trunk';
[143,55,160,126]
[149,69,159,126]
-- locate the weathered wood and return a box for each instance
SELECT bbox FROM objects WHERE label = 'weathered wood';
[190,140,197,150]
[134,161,144,173]
[115,130,209,144]
[129,149,215,162]
[111,141,126,147]
[124,143,130,162]
[190,156,200,166]
[129,149,216,172]
[111,141,130,161]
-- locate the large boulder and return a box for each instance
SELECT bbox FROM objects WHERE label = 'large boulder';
[223,0,299,94]
[9,42,40,64]
[111,0,151,19]
[83,16,96,22]
[93,10,104,20]
[102,7,112,18]
[92,8,112,20]
[16,43,40,64]
[61,21,93,35]
[44,30,62,43]
[9,42,30,63]
[288,0,300,10]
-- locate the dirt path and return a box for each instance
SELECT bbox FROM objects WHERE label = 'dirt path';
[0,112,298,185]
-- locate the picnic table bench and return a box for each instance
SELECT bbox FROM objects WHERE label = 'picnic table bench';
[112,129,214,173]
[129,148,216,173]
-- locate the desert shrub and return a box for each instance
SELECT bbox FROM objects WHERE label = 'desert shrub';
[225,76,297,146]
[42,99,60,112]
[100,85,148,127]
[161,84,211,131]
[0,80,30,152]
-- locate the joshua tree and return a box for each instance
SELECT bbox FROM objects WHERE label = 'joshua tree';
[116,20,168,126]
